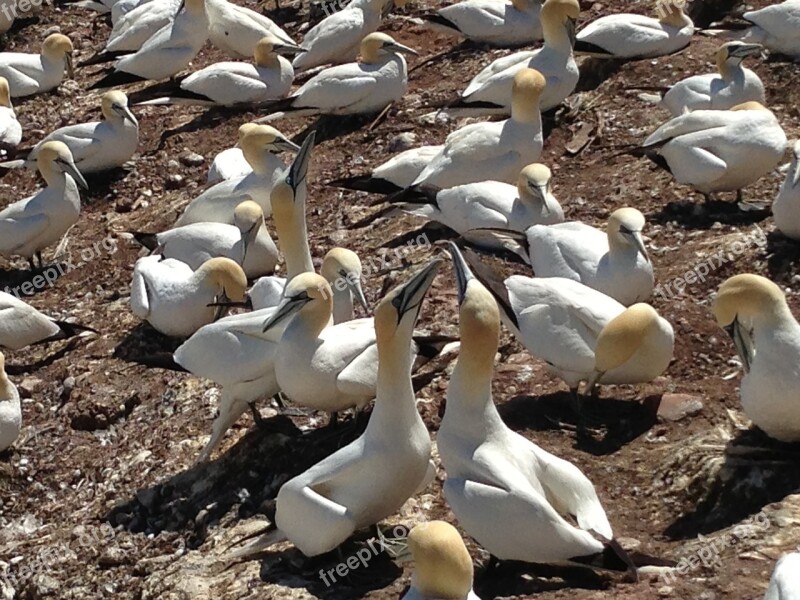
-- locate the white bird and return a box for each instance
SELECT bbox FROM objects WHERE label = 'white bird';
[135,35,303,107]
[104,0,182,54]
[130,256,248,337]
[131,201,279,279]
[423,0,542,47]
[206,122,259,184]
[259,33,416,120]
[0,292,94,351]
[292,0,394,72]
[463,248,673,394]
[385,163,563,234]
[574,2,694,59]
[319,247,370,324]
[712,274,800,443]
[764,552,800,600]
[328,145,443,195]
[0,352,21,454]
[411,68,546,188]
[469,207,653,306]
[708,0,800,59]
[635,101,787,200]
[227,260,440,560]
[206,0,296,58]
[0,142,88,269]
[448,0,579,116]
[402,521,480,600]
[89,0,209,89]
[772,140,800,240]
[437,243,633,568]
[175,124,300,226]
[0,91,139,175]
[639,42,765,116]
[0,33,74,98]
[0,76,22,150]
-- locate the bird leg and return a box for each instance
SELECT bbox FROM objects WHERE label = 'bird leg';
[249,402,265,427]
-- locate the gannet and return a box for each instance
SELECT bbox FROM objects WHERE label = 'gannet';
[634,101,787,200]
[328,145,443,195]
[260,33,416,119]
[712,274,800,442]
[1,91,138,175]
[402,521,479,600]
[385,163,563,234]
[0,142,88,269]
[175,124,300,226]
[292,0,394,72]
[0,34,74,98]
[0,292,94,351]
[206,0,296,59]
[640,42,765,116]
[320,247,369,323]
[437,243,632,568]
[135,35,303,107]
[708,0,800,59]
[130,256,248,337]
[0,77,22,150]
[0,353,20,453]
[89,0,209,89]
[764,552,800,599]
[464,249,673,394]
[131,201,279,279]
[423,0,543,47]
[772,140,800,240]
[574,2,694,59]
[228,260,440,559]
[206,122,258,184]
[411,68,546,188]
[471,207,653,306]
[449,0,579,116]
[103,0,182,54]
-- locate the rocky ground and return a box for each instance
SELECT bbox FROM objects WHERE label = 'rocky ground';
[1,0,800,598]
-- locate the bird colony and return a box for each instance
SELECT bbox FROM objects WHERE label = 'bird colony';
[0,0,799,597]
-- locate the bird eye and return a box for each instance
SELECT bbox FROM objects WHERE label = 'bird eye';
[619,225,632,234]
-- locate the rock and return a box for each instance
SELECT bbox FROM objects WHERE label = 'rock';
[658,394,704,422]
[165,174,185,190]
[179,152,204,167]
[17,377,42,399]
[388,132,418,152]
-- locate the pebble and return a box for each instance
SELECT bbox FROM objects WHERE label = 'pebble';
[658,393,704,422]
[179,152,204,167]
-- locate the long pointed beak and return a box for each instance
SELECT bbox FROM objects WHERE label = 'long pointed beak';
[275,138,301,154]
[240,223,259,264]
[448,242,474,305]
[392,258,442,322]
[387,41,418,56]
[117,104,138,127]
[731,43,763,59]
[65,53,75,79]
[790,158,800,188]
[350,279,369,313]
[628,231,650,264]
[287,131,316,191]
[566,18,577,48]
[273,43,307,56]
[62,160,88,190]
[262,296,309,332]
[724,317,754,373]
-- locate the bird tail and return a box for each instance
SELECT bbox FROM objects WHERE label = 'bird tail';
[437,96,509,117]
[421,12,462,37]
[126,353,188,371]
[0,158,26,171]
[129,232,159,251]
[89,70,145,90]
[79,50,125,68]
[37,321,98,346]
[327,174,402,195]
[136,95,217,107]
[381,183,441,207]
[460,227,530,263]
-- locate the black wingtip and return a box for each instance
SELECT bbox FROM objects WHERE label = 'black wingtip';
[328,175,402,195]
[422,12,462,33]
[383,184,440,207]
[89,70,145,90]
[79,50,124,68]
[130,232,159,251]
[570,537,637,574]
[459,246,519,331]
[573,40,615,56]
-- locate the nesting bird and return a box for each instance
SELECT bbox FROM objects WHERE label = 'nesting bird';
[574,1,694,59]
[410,68,547,189]
[402,521,479,600]
[0,292,95,351]
[764,552,800,599]
[0,77,22,151]
[422,0,542,47]
[0,353,21,454]
[640,42,765,116]
[206,122,259,184]
[1,91,139,175]
[0,142,88,269]
[0,34,74,98]
[329,145,444,195]
[259,33,417,119]
[449,0,579,115]
[130,256,248,337]
[206,0,296,59]
[772,140,800,240]
[633,101,787,201]
[712,274,800,443]
[102,0,182,54]
[707,0,800,59]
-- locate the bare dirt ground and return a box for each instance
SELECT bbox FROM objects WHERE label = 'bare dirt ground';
[1,0,800,598]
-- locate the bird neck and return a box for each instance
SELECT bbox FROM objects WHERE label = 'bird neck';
[39,162,67,188]
[0,369,13,400]
[542,17,573,53]
[287,300,332,340]
[273,203,314,280]
[331,288,353,324]
[511,95,542,125]
[371,331,420,430]
[659,6,690,28]
[256,53,280,70]
[717,56,741,80]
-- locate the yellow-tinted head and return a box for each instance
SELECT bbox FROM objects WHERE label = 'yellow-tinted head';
[199,257,248,302]
[731,101,768,111]
[408,521,474,600]
[237,122,260,142]
[321,248,369,312]
[594,304,661,373]
[241,124,299,167]
[0,77,11,108]
[511,68,546,122]
[233,201,264,233]
[712,274,788,328]
[518,163,551,198]
[262,272,334,333]
[360,32,417,64]
[541,0,579,42]
[42,33,73,60]
[101,90,137,126]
